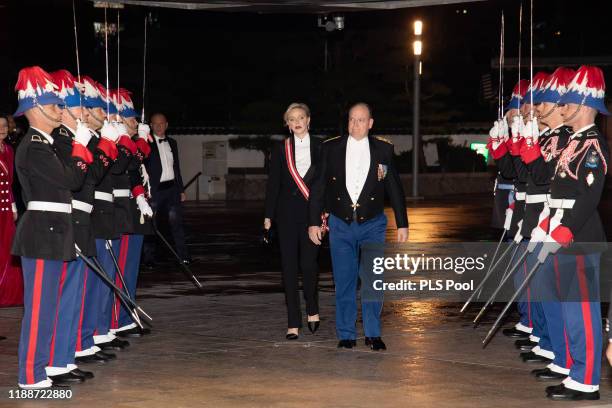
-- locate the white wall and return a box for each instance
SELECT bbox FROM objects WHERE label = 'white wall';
[173,133,490,200]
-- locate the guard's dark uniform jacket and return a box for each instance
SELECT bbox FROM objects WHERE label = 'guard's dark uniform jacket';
[491,152,517,231]
[548,125,608,253]
[520,125,572,238]
[110,139,137,236]
[265,137,321,224]
[509,144,530,238]
[53,127,117,256]
[91,168,117,240]
[129,136,154,235]
[11,127,89,261]
[308,135,408,228]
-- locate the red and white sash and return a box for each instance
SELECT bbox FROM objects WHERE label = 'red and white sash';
[284,138,309,200]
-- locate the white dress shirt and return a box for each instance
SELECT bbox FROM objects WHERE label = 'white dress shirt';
[155,134,175,182]
[294,134,311,178]
[345,135,370,204]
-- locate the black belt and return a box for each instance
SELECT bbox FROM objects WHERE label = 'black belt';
[158,180,175,191]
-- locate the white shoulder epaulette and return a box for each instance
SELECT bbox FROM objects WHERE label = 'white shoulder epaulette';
[323,136,341,143]
[375,136,393,144]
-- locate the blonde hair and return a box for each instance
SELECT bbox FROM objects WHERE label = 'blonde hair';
[283,102,311,125]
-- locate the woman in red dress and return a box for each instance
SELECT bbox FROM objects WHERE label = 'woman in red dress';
[0,114,23,307]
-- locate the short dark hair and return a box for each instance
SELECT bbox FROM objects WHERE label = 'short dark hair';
[149,112,167,122]
[348,102,373,118]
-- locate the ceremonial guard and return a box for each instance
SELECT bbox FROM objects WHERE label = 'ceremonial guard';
[488,79,535,339]
[109,88,153,337]
[534,66,609,401]
[50,70,123,382]
[86,83,124,359]
[73,76,121,362]
[308,103,408,351]
[12,66,92,389]
[511,72,552,364]
[518,68,575,377]
[42,69,97,384]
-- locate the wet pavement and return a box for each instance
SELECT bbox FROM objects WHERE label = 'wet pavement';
[1,193,612,407]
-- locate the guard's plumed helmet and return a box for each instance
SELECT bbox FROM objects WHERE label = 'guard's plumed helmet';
[14,66,64,116]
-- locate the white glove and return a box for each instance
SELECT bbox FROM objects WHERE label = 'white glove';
[113,122,129,137]
[513,220,524,244]
[527,206,551,253]
[498,119,509,142]
[503,205,514,231]
[522,119,534,145]
[74,120,92,147]
[140,164,150,187]
[510,115,523,140]
[136,194,153,218]
[137,123,152,142]
[101,120,120,143]
[489,121,500,140]
[530,118,539,143]
[536,238,562,264]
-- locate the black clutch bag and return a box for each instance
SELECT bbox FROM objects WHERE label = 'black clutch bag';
[261,227,275,246]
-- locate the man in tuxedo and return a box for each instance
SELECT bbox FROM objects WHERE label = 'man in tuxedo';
[308,103,408,351]
[143,112,190,265]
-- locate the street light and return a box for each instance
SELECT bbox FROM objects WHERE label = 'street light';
[413,40,422,56]
[411,20,423,199]
[414,20,423,36]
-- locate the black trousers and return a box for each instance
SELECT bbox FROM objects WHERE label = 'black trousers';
[277,220,319,328]
[144,183,189,262]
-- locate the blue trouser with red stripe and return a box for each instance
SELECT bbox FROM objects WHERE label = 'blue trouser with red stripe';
[520,244,549,352]
[513,241,534,331]
[18,258,63,385]
[76,258,100,354]
[112,234,144,329]
[532,251,571,371]
[95,238,119,338]
[558,252,601,387]
[48,260,84,371]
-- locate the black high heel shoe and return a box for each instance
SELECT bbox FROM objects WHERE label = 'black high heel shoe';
[286,329,299,340]
[307,320,320,334]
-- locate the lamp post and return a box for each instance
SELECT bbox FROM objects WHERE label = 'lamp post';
[411,20,423,198]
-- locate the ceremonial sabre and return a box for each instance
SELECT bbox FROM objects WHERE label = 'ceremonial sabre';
[116,10,120,102]
[72,0,83,116]
[472,245,530,326]
[460,240,515,313]
[104,239,143,326]
[516,2,523,111]
[497,12,505,120]
[75,246,150,329]
[105,240,131,300]
[104,7,111,122]
[151,216,204,292]
[498,240,521,283]
[482,259,543,347]
[93,254,152,322]
[141,13,149,123]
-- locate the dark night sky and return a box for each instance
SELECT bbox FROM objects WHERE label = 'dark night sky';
[1,0,611,134]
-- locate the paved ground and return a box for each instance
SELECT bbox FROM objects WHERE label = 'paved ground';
[1,194,612,407]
